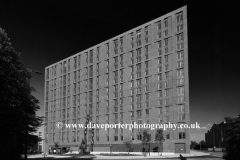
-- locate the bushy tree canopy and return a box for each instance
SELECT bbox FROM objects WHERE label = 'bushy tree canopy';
[155,129,165,153]
[123,137,132,153]
[0,27,43,160]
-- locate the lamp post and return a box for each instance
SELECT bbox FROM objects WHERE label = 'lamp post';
[25,69,42,160]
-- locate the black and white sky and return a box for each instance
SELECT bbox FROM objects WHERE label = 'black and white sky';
[1,0,240,142]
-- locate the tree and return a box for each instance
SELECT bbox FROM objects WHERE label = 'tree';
[0,27,43,160]
[199,140,205,150]
[142,129,149,147]
[190,140,198,149]
[223,112,240,160]
[123,137,132,154]
[54,142,59,154]
[79,138,87,155]
[142,129,151,155]
[155,129,165,155]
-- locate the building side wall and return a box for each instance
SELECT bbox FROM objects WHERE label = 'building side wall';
[43,6,189,153]
[205,122,228,149]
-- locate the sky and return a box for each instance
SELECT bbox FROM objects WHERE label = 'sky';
[1,0,240,142]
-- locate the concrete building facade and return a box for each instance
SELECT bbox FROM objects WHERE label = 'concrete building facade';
[44,6,190,153]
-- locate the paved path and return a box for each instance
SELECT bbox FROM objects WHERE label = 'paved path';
[28,151,223,160]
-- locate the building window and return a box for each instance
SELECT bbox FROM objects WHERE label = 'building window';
[130,51,134,58]
[106,43,109,57]
[68,59,70,71]
[114,136,118,141]
[136,48,141,56]
[136,40,141,46]
[120,135,123,141]
[158,99,162,106]
[89,50,93,64]
[165,72,169,80]
[177,61,184,68]
[137,110,142,118]
[158,74,162,81]
[158,31,161,38]
[77,55,81,68]
[145,77,149,84]
[178,105,185,112]
[177,42,184,50]
[165,132,170,139]
[145,109,149,115]
[131,81,134,88]
[143,61,148,69]
[164,30,168,36]
[120,36,123,46]
[158,115,163,123]
[164,38,168,46]
[145,45,149,57]
[177,96,184,103]
[177,24,183,31]
[164,18,168,28]
[177,69,184,77]
[136,63,141,71]
[130,32,134,48]
[136,94,141,102]
[145,85,149,91]
[97,47,100,61]
[130,32,134,41]
[177,33,183,42]
[157,20,161,30]
[137,133,142,140]
[114,39,118,54]
[158,90,162,98]
[145,26,149,43]
[145,69,149,76]
[46,68,49,79]
[177,77,184,85]
[159,107,163,114]
[145,26,148,35]
[136,30,141,46]
[131,104,134,110]
[177,51,184,59]
[165,106,169,113]
[178,114,185,121]
[177,12,183,22]
[158,57,162,65]
[114,39,118,48]
[157,40,161,48]
[136,29,141,39]
[177,87,184,95]
[179,132,186,139]
[131,111,134,118]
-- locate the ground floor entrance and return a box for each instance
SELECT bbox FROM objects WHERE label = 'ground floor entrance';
[175,143,186,153]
